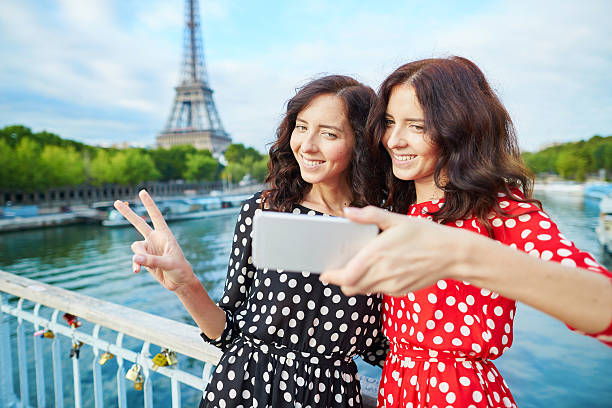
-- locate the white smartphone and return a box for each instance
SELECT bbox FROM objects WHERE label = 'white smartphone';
[252,211,378,273]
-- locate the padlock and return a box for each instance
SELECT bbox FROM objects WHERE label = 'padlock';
[43,330,55,339]
[69,341,83,359]
[151,351,170,371]
[63,313,82,328]
[133,374,144,391]
[98,351,114,365]
[165,350,178,366]
[125,364,141,381]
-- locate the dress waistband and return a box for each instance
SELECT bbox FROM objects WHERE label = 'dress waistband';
[236,332,354,368]
[390,341,486,363]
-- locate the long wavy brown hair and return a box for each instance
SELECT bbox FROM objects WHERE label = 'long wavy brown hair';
[362,56,539,236]
[264,75,376,212]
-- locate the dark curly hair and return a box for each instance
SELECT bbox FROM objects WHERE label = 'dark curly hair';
[362,56,539,236]
[263,75,376,212]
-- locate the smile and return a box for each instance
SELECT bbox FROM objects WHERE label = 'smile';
[393,153,417,162]
[300,154,325,167]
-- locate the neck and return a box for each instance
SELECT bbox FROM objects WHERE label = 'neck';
[302,179,352,216]
[415,179,445,204]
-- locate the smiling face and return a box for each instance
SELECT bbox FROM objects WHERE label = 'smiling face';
[382,84,443,201]
[290,94,355,188]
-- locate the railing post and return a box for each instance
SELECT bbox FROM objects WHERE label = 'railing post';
[0,294,18,408]
[50,310,65,408]
[115,333,127,408]
[33,303,47,408]
[140,342,154,408]
[92,324,104,408]
[16,299,30,407]
[171,363,181,408]
[202,362,214,400]
[71,331,83,408]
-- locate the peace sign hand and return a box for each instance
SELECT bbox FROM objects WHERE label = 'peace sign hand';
[114,190,196,292]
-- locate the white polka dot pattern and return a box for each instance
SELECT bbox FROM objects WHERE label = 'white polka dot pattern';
[377,190,612,408]
[200,192,388,407]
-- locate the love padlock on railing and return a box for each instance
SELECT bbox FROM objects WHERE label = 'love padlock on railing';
[125,364,144,391]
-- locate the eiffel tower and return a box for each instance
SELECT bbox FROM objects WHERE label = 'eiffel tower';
[157,0,231,154]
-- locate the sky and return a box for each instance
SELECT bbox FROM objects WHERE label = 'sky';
[0,0,610,153]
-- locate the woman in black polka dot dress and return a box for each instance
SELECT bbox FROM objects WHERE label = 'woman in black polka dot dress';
[197,75,388,407]
[113,75,387,408]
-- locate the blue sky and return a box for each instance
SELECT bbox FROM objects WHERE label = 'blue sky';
[0,0,610,153]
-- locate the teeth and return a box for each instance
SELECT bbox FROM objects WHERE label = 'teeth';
[302,156,324,166]
[394,154,417,161]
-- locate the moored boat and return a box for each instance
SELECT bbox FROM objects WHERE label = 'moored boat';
[596,194,612,253]
[101,194,251,227]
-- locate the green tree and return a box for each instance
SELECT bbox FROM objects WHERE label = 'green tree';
[184,152,218,181]
[112,149,160,185]
[251,156,269,182]
[40,145,86,188]
[222,162,247,184]
[151,145,198,181]
[90,149,115,185]
[14,138,44,191]
[224,143,247,163]
[0,125,33,148]
[556,150,589,181]
[0,139,16,189]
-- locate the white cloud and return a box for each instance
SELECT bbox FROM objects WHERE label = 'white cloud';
[0,0,609,154]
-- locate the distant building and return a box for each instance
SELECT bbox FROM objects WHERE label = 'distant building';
[156,0,231,154]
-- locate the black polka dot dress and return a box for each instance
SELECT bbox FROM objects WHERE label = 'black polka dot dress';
[199,192,387,408]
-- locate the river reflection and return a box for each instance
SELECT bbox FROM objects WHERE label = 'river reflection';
[1,192,611,407]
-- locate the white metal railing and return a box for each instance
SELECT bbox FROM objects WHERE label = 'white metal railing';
[0,270,222,408]
[0,270,380,408]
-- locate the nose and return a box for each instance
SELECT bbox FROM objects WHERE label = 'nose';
[385,125,406,150]
[301,131,319,153]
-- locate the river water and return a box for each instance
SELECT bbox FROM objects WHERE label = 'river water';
[1,190,611,407]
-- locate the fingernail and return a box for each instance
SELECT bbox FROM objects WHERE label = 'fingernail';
[134,254,145,263]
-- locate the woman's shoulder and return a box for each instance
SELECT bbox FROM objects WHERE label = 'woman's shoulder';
[495,189,541,217]
[240,191,264,207]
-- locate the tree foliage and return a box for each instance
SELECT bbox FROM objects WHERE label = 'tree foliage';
[184,151,218,182]
[223,143,269,182]
[522,135,612,181]
[0,125,270,190]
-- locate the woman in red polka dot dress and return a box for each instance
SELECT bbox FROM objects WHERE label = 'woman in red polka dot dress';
[326,57,612,408]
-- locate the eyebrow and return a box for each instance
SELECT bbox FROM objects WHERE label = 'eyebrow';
[296,117,344,132]
[385,114,425,122]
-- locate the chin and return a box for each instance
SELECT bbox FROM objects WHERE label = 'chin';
[392,168,413,182]
[299,173,319,184]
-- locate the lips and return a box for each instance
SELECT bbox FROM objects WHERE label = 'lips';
[300,154,325,167]
[392,153,417,162]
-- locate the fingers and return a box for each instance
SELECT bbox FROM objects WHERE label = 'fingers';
[139,190,170,232]
[343,206,409,231]
[114,200,153,238]
[320,247,378,287]
[131,241,148,273]
[132,252,174,271]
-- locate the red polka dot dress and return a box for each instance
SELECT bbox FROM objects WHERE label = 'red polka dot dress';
[377,190,612,408]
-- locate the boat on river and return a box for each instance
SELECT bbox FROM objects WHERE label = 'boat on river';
[596,194,612,253]
[102,194,250,227]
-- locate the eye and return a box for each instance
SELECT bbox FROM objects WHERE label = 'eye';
[322,132,337,139]
[384,118,395,127]
[410,124,424,132]
[295,124,307,132]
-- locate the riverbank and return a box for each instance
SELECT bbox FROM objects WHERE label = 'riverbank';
[0,207,104,232]
[0,183,264,233]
